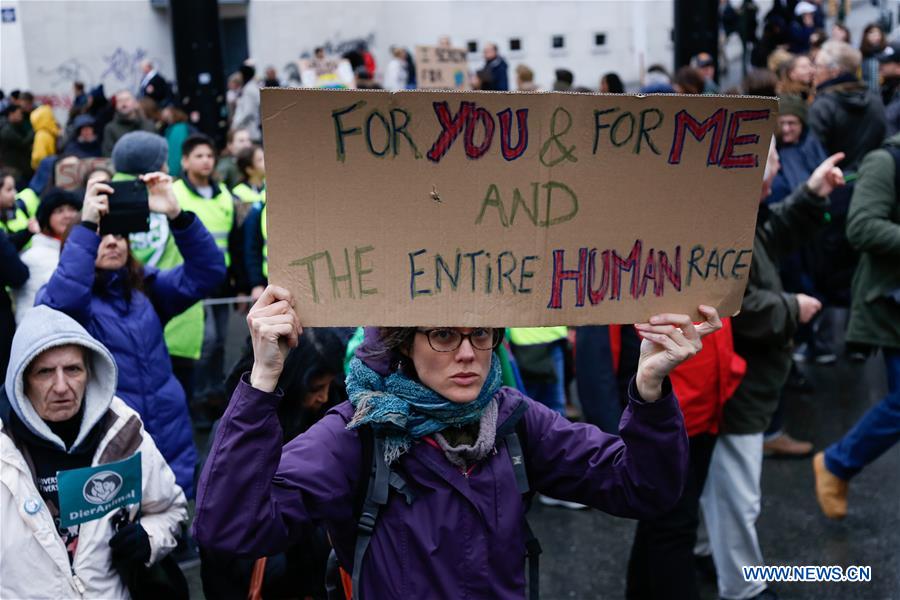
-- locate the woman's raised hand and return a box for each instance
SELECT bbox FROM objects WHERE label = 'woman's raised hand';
[247,285,303,393]
[633,305,723,402]
[81,179,114,224]
[140,172,182,219]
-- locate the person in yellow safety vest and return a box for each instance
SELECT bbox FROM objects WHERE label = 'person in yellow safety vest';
[174,133,243,423]
[231,144,265,227]
[235,144,267,302]
[508,327,570,416]
[0,170,40,251]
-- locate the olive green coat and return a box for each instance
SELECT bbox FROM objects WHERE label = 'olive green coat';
[845,133,900,351]
[723,186,829,434]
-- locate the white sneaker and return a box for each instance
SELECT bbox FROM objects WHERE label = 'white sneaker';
[538,494,588,510]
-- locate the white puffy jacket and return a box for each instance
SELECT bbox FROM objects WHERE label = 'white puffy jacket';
[0,397,188,599]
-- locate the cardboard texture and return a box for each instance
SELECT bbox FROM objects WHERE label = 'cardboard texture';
[261,88,777,326]
[415,46,470,90]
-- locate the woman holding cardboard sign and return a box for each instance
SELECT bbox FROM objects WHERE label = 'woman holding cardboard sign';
[195,284,720,599]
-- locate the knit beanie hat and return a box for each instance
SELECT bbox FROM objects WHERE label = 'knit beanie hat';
[778,94,808,125]
[111,131,168,176]
[37,188,82,232]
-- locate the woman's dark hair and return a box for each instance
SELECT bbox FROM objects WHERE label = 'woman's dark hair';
[860,24,886,57]
[0,168,16,186]
[181,133,216,158]
[236,145,261,182]
[831,23,850,45]
[82,166,113,188]
[166,106,189,124]
[673,66,705,95]
[601,72,625,94]
[743,69,778,97]
[60,222,145,300]
[225,328,348,441]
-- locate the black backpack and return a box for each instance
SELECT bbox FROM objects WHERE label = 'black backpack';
[325,397,542,600]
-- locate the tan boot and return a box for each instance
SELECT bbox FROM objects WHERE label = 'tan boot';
[763,432,814,457]
[813,452,848,519]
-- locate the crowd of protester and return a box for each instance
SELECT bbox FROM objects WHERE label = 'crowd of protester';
[0,2,898,598]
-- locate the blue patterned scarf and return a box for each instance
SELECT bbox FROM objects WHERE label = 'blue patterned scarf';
[346,354,502,464]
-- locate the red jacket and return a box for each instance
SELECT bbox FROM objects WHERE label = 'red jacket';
[610,318,745,437]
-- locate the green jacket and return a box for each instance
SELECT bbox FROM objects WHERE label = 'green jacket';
[723,185,829,434]
[845,133,900,350]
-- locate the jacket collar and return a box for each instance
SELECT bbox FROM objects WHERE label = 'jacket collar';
[180,173,222,198]
[816,72,860,92]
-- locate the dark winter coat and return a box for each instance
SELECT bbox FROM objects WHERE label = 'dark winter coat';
[724,185,829,434]
[36,215,226,496]
[808,76,887,171]
[845,133,900,350]
[194,378,689,599]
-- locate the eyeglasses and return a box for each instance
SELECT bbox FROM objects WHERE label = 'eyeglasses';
[416,328,502,352]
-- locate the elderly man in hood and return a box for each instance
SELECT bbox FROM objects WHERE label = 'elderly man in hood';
[0,305,187,598]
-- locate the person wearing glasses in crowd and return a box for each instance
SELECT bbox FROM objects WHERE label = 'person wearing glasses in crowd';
[194,283,722,598]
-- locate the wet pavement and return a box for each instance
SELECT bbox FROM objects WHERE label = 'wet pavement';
[183,315,899,598]
[532,353,899,600]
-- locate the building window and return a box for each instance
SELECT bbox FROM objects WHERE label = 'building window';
[594,33,607,47]
[510,38,522,52]
[552,35,565,49]
[467,40,478,53]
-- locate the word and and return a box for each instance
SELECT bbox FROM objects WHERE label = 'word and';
[475,180,578,228]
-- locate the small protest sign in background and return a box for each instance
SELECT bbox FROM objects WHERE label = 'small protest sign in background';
[415,46,469,90]
[261,89,777,326]
[58,453,142,528]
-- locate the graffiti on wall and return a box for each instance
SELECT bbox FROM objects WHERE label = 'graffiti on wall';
[297,33,376,59]
[34,47,165,118]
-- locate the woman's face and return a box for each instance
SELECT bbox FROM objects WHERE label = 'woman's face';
[830,25,849,42]
[865,28,884,48]
[49,204,79,237]
[407,327,493,404]
[0,176,16,209]
[302,373,335,411]
[789,56,813,85]
[252,148,266,177]
[95,234,129,270]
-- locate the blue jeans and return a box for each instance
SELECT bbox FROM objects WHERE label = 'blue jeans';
[575,326,621,434]
[524,342,566,416]
[825,349,900,480]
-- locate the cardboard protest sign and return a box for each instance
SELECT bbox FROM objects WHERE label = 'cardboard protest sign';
[415,46,469,90]
[57,453,142,527]
[53,157,113,191]
[261,89,777,326]
[299,57,355,89]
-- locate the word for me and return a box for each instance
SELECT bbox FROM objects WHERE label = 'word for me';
[330,100,770,168]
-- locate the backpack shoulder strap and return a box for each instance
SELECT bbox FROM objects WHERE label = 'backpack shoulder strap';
[497,394,542,600]
[351,433,389,600]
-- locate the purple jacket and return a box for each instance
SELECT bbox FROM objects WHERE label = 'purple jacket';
[194,375,688,599]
